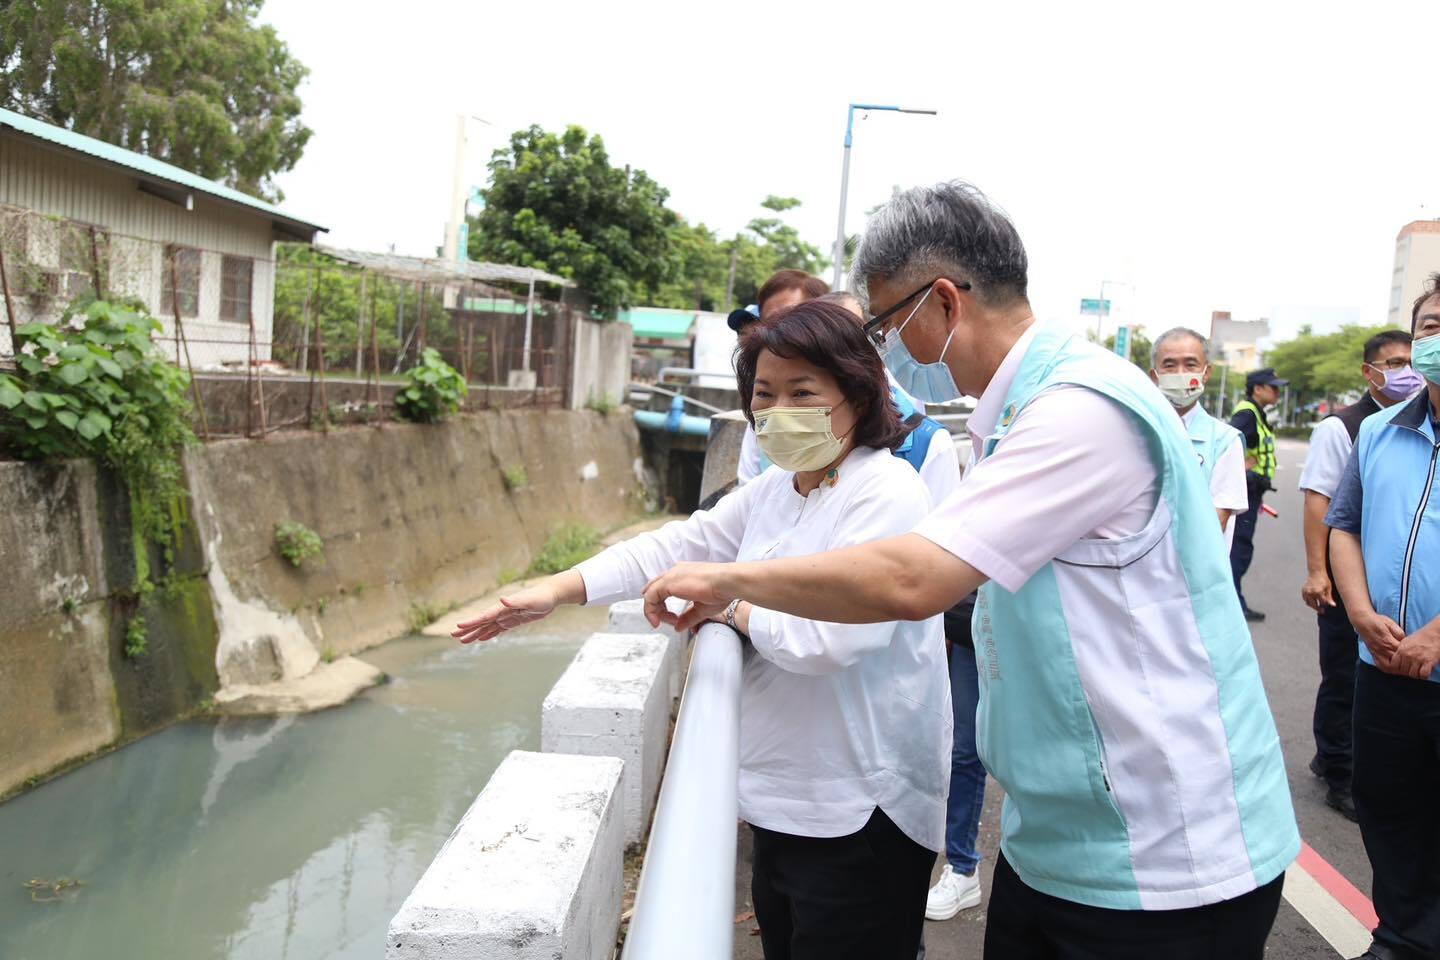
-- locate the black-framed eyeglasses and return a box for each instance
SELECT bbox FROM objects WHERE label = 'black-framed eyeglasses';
[861,278,971,348]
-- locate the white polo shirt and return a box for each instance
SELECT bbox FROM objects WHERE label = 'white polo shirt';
[916,325,1159,592]
[1297,415,1353,501]
[1181,404,1248,550]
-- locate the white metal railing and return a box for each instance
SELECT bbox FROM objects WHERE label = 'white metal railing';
[621,622,744,959]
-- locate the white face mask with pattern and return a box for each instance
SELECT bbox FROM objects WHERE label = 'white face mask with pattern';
[1155,371,1206,408]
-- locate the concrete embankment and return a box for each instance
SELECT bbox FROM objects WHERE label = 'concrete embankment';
[0,408,651,798]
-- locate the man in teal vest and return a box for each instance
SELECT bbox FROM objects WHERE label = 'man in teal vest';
[642,181,1299,959]
[1148,327,1248,549]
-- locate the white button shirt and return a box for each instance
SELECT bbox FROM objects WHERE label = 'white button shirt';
[577,445,951,851]
[917,325,1160,592]
[1180,404,1248,550]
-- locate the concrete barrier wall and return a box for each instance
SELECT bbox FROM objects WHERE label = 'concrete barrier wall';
[0,408,650,797]
[606,598,689,700]
[386,750,625,960]
[542,632,673,845]
[392,603,687,956]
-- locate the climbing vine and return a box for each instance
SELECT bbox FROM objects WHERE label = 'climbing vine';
[0,299,197,644]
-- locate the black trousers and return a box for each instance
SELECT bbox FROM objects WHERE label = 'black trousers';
[1229,496,1261,611]
[983,851,1283,960]
[1312,603,1359,787]
[1353,662,1440,959]
[750,807,934,960]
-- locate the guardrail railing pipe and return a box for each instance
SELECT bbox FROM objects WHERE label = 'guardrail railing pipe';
[621,622,743,960]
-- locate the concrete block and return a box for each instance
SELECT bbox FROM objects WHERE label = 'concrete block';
[606,599,690,700]
[387,750,624,960]
[542,633,671,845]
[698,409,749,506]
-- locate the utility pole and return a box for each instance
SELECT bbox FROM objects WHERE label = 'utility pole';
[830,104,936,290]
[724,241,738,312]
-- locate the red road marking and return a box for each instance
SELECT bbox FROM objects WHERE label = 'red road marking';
[1296,841,1378,931]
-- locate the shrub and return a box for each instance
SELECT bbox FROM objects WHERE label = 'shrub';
[407,599,447,633]
[393,348,467,423]
[275,521,324,567]
[530,524,601,575]
[502,464,528,491]
[0,300,196,560]
[585,392,616,415]
[124,614,148,658]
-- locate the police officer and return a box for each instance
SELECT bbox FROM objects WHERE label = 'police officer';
[1229,368,1287,622]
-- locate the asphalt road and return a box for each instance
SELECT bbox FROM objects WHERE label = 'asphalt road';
[733,437,1371,959]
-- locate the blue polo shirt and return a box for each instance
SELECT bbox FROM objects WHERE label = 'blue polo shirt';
[1326,389,1440,683]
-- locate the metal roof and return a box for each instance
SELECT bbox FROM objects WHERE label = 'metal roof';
[0,107,325,239]
[619,307,696,340]
[315,244,575,289]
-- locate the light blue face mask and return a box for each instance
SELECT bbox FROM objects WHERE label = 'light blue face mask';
[1413,334,1440,387]
[879,285,963,403]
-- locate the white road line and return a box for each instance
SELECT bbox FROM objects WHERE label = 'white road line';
[1283,863,1372,958]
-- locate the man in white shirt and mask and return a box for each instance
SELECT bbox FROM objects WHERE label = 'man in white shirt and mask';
[1148,327,1247,550]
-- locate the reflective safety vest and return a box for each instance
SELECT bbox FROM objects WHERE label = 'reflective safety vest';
[1232,399,1276,480]
[971,323,1298,910]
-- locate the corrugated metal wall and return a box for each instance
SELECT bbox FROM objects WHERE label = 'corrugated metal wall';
[0,133,280,365]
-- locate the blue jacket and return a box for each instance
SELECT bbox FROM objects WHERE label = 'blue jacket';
[1326,389,1440,682]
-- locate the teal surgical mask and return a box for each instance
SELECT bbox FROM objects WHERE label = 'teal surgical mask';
[1412,335,1440,386]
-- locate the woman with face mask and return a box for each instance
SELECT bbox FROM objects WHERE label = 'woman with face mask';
[452,300,950,960]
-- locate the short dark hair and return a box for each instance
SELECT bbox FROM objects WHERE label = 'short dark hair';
[854,181,1029,307]
[1412,273,1440,333]
[735,300,907,452]
[757,270,828,312]
[1363,329,1412,363]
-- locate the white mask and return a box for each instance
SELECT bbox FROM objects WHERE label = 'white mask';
[1155,371,1206,408]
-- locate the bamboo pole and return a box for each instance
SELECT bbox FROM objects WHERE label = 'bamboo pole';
[169,255,210,441]
[0,247,17,353]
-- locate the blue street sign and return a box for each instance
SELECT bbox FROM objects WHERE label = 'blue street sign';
[1080,298,1111,315]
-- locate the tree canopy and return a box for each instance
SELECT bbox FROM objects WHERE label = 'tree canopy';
[1267,323,1403,406]
[0,0,311,201]
[467,124,831,315]
[468,125,677,316]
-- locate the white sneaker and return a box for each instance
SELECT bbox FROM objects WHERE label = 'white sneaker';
[925,863,983,920]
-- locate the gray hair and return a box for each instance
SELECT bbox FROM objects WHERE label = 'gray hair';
[852,181,1029,306]
[1150,327,1209,369]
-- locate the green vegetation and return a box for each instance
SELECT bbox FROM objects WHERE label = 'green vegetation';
[0,0,311,201]
[315,597,329,616]
[124,614,148,659]
[497,567,523,586]
[530,524,601,575]
[466,124,829,315]
[1267,324,1403,409]
[320,646,337,664]
[585,393,617,416]
[502,464,529,492]
[0,300,196,588]
[394,348,467,423]
[61,595,78,615]
[274,521,324,568]
[407,600,447,633]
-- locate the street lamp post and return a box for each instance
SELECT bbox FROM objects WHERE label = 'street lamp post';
[831,103,936,290]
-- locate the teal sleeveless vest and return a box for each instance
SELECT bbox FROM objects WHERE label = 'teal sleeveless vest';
[971,324,1298,910]
[1183,405,1242,484]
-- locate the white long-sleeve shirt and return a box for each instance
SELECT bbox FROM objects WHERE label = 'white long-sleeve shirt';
[576,445,951,851]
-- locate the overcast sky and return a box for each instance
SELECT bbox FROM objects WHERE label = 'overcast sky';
[261,0,1440,344]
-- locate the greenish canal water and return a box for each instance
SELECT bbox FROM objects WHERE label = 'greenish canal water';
[0,605,607,960]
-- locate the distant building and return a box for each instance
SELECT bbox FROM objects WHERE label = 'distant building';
[0,107,325,364]
[1388,220,1440,327]
[1209,311,1270,374]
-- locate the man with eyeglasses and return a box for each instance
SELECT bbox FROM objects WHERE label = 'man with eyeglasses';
[641,181,1298,959]
[1297,329,1414,823]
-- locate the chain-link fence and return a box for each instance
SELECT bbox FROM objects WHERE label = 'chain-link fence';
[0,204,580,438]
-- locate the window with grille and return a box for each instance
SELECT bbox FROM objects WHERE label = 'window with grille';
[161,246,201,317]
[59,225,106,300]
[220,255,253,324]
